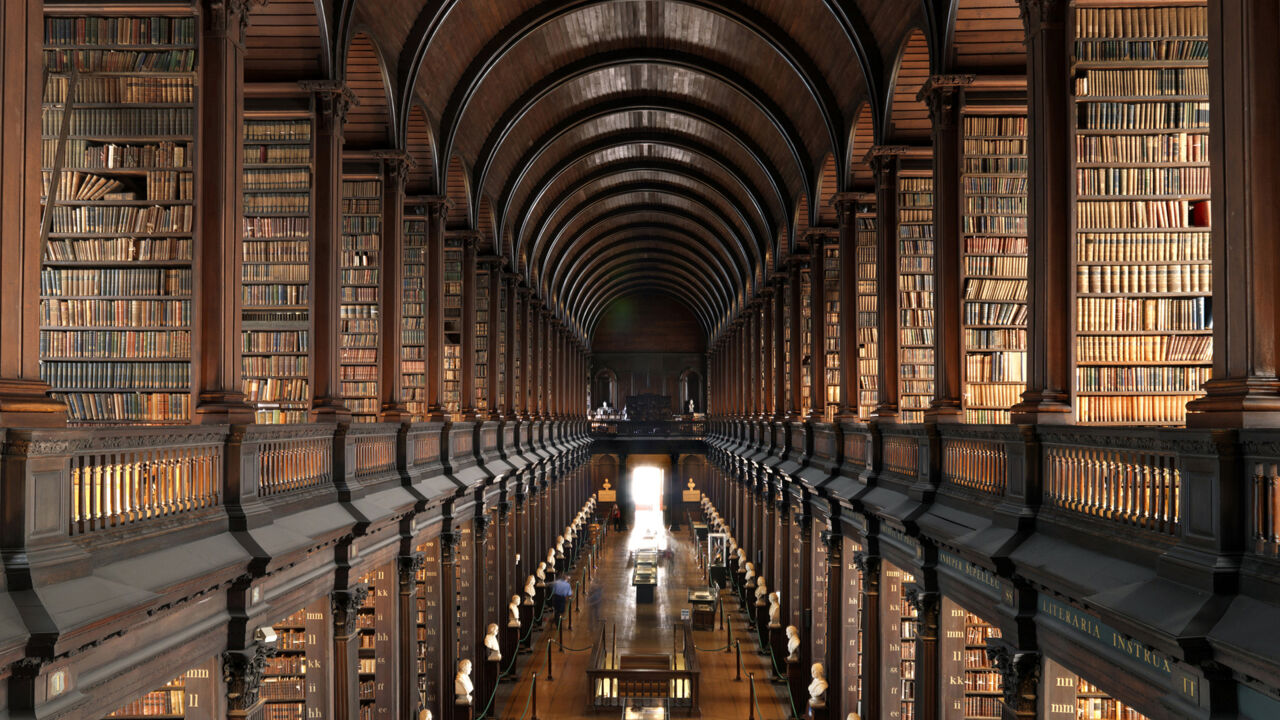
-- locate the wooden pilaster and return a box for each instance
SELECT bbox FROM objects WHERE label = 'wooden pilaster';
[425,197,449,420]
[869,147,903,422]
[378,153,411,421]
[809,236,827,420]
[459,233,478,419]
[835,194,860,420]
[788,257,805,419]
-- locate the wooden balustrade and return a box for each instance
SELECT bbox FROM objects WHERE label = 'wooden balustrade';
[69,428,225,535]
[1041,430,1180,534]
[845,426,869,470]
[941,433,1008,497]
[351,425,397,477]
[1252,460,1280,556]
[256,427,333,498]
[883,433,919,478]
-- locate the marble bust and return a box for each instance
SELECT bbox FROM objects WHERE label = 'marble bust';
[555,535,565,557]
[536,561,547,583]
[524,575,536,603]
[754,578,768,605]
[509,595,521,627]
[768,591,781,627]
[808,663,828,708]
[743,561,756,583]
[454,659,473,705]
[786,625,800,660]
[484,623,501,661]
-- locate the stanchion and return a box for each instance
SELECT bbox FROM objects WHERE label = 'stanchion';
[735,640,742,681]
[748,673,756,720]
[559,618,564,652]
[546,639,554,681]
[531,673,539,720]
[726,617,733,652]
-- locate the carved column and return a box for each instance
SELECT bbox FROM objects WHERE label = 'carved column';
[331,586,369,720]
[460,233,479,419]
[221,643,272,720]
[517,286,531,419]
[773,276,787,420]
[809,236,827,420]
[483,257,503,419]
[856,552,882,720]
[761,286,776,419]
[986,642,1041,719]
[1011,0,1074,423]
[921,76,973,424]
[0,0,64,426]
[788,258,805,419]
[505,274,519,418]
[1187,0,1280,426]
[398,553,425,716]
[193,0,255,423]
[906,586,941,720]
[425,197,449,420]
[869,147,902,421]
[305,81,356,421]
[378,154,412,421]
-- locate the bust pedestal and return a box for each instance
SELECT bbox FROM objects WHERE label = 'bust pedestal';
[786,657,804,699]
[755,602,770,654]
[807,702,829,720]
[768,626,786,680]
[534,584,546,626]
[485,657,501,698]
[453,702,473,720]
[505,624,521,670]
[519,603,534,652]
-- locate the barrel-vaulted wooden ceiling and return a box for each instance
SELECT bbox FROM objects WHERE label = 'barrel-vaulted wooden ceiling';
[245,0,1025,345]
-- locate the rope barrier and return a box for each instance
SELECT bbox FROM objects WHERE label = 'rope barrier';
[691,642,731,652]
[550,639,595,652]
[764,644,802,720]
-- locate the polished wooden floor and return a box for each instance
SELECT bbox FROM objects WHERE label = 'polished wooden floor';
[489,513,796,719]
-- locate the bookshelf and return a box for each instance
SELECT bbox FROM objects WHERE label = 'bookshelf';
[443,236,462,414]
[800,263,813,415]
[39,10,197,425]
[242,115,313,424]
[855,199,878,420]
[1071,1,1212,425]
[105,673,186,719]
[840,537,864,715]
[783,265,793,413]
[475,267,490,413]
[822,240,841,419]
[962,612,1002,719]
[403,202,427,420]
[341,174,382,423]
[899,573,918,720]
[496,273,507,413]
[962,108,1028,424]
[1043,659,1151,720]
[263,609,309,720]
[898,172,936,423]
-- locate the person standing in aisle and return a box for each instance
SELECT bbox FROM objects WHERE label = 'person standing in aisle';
[549,574,573,625]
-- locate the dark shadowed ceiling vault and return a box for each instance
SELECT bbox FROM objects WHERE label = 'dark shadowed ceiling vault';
[246,0,1026,345]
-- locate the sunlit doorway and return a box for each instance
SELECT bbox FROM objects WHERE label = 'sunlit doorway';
[628,465,667,552]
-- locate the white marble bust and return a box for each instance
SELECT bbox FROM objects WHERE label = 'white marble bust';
[536,561,547,583]
[555,535,565,557]
[509,595,522,626]
[484,623,501,661]
[754,578,768,605]
[743,561,755,582]
[524,575,536,603]
[786,625,800,660]
[737,548,747,565]
[545,549,556,567]
[809,663,828,708]
[768,592,781,627]
[455,659,474,705]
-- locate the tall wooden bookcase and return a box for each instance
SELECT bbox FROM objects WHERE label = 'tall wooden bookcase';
[960,92,1029,424]
[402,200,428,420]
[898,167,936,424]
[340,168,382,422]
[242,104,314,424]
[39,7,198,424]
[854,197,878,420]
[1070,0,1212,425]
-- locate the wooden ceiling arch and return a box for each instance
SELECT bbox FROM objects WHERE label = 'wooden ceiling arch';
[404,102,436,195]
[527,170,767,278]
[884,28,932,143]
[510,144,777,254]
[470,57,812,225]
[562,247,732,323]
[444,155,470,229]
[497,115,789,242]
[847,102,876,190]
[582,274,719,336]
[342,31,397,149]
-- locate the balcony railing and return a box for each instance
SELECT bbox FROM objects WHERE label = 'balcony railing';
[254,425,333,498]
[940,427,1012,497]
[589,419,706,437]
[1040,428,1180,535]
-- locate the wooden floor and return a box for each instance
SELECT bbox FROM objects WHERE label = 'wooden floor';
[487,513,796,720]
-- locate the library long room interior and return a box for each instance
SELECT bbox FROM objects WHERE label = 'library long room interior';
[1,1,1279,719]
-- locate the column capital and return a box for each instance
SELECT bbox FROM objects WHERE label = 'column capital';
[919,74,975,129]
[221,643,273,712]
[298,79,357,124]
[1016,0,1068,32]
[985,642,1041,714]
[202,0,266,42]
[371,149,415,184]
[331,586,370,635]
[398,553,425,591]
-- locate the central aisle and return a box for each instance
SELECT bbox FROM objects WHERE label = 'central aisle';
[490,513,797,719]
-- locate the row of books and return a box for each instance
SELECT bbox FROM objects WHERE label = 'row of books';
[244,355,308,376]
[46,236,190,262]
[41,268,190,296]
[964,278,1027,301]
[41,298,189,327]
[964,157,1028,174]
[46,76,193,105]
[245,242,308,263]
[243,331,309,353]
[1073,6,1207,39]
[246,145,311,164]
[1077,263,1210,294]
[961,139,1025,156]
[46,139,190,170]
[1077,365,1210,393]
[44,49,196,73]
[245,120,312,142]
[1075,67,1208,97]
[964,303,1028,326]
[965,195,1025,215]
[964,255,1026,277]
[54,391,189,422]
[1077,199,1208,229]
[1078,393,1196,424]
[242,264,308,283]
[965,384,1023,409]
[1074,38,1207,62]
[44,16,196,46]
[966,328,1027,350]
[962,177,1027,195]
[962,695,1001,719]
[245,195,309,214]
[962,115,1026,136]
[342,350,377,366]
[965,352,1027,382]
[1077,296,1210,331]
[245,168,311,189]
[244,217,310,238]
[45,171,122,201]
[1077,232,1209,262]
[243,286,309,306]
[245,378,309,403]
[40,361,187,389]
[1077,333,1211,363]
[48,205,193,234]
[42,108,194,136]
[966,236,1027,255]
[964,216,1027,235]
[1074,132,1207,163]
[1077,166,1210,195]
[106,686,185,717]
[261,677,304,701]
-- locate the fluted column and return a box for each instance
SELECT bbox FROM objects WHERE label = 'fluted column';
[305,81,356,422]
[869,148,902,421]
[1010,0,1074,423]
